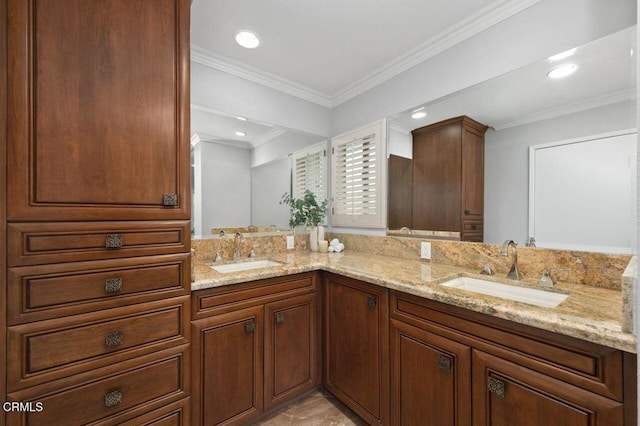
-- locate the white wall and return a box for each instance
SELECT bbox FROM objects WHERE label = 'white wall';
[485,100,636,245]
[191,63,332,138]
[252,132,325,167]
[193,141,251,235]
[331,0,637,135]
[251,157,291,228]
[388,127,412,159]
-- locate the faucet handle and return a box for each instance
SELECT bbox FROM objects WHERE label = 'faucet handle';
[480,263,495,275]
[249,247,256,258]
[539,267,569,287]
[214,251,222,262]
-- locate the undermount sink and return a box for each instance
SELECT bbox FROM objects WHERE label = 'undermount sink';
[211,259,284,274]
[440,276,568,308]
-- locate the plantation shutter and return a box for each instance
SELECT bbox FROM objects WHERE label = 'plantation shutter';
[331,120,387,228]
[291,142,328,224]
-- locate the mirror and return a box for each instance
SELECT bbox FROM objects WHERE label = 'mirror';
[190,106,325,237]
[388,26,637,253]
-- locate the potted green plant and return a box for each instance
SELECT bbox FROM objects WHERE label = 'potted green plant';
[280,190,328,251]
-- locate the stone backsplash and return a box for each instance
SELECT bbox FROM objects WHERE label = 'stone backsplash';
[192,233,310,264]
[328,233,631,291]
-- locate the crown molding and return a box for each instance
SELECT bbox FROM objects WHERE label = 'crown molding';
[191,132,253,150]
[491,89,636,130]
[251,127,288,148]
[191,0,541,108]
[191,45,333,108]
[331,0,542,106]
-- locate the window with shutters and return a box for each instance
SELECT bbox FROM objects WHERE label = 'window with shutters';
[331,119,387,228]
[292,141,328,212]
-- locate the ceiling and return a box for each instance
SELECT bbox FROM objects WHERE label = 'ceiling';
[190,0,539,106]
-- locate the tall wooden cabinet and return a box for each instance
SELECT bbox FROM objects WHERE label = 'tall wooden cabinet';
[2,0,191,424]
[411,116,487,241]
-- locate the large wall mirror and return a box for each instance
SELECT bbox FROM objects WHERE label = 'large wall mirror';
[190,106,325,236]
[387,26,637,253]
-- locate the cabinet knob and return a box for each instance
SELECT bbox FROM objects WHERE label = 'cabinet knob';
[104,278,123,294]
[245,319,256,333]
[162,193,178,206]
[275,312,285,324]
[367,295,377,308]
[437,354,451,372]
[104,390,123,408]
[105,331,123,347]
[105,234,123,249]
[488,377,506,398]
[465,209,471,215]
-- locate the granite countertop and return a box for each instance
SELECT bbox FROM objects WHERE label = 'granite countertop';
[192,251,636,353]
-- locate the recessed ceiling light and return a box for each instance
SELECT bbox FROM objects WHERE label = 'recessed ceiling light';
[547,63,577,79]
[236,116,247,121]
[548,48,576,62]
[411,111,427,119]
[235,31,260,49]
[235,131,246,137]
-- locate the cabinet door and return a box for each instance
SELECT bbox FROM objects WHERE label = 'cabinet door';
[461,126,484,220]
[323,274,389,425]
[472,350,623,426]
[192,306,263,426]
[264,293,320,410]
[390,319,471,426]
[6,0,190,221]
[412,123,462,231]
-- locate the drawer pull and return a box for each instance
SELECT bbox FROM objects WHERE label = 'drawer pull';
[104,278,123,294]
[465,209,471,215]
[245,319,256,333]
[367,295,377,308]
[105,234,123,249]
[162,193,178,206]
[488,377,506,398]
[105,331,123,347]
[275,312,285,324]
[104,390,123,408]
[437,354,451,372]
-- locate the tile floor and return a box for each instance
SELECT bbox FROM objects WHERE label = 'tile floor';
[254,389,367,426]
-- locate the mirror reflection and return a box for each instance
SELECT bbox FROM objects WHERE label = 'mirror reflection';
[388,26,637,253]
[190,106,325,236]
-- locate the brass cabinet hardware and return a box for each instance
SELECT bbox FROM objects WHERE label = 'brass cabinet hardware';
[104,277,123,294]
[104,390,123,408]
[105,331,123,347]
[437,354,452,372]
[275,312,285,324]
[105,234,123,249]
[488,377,506,397]
[162,193,178,206]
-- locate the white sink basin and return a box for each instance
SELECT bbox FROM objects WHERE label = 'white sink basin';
[211,259,283,274]
[440,277,568,308]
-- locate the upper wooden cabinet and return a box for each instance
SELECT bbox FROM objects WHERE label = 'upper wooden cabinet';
[412,116,487,241]
[6,0,190,221]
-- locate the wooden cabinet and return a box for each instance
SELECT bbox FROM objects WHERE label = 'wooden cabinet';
[2,0,192,423]
[390,319,471,426]
[6,0,190,221]
[191,273,320,425]
[323,273,389,425]
[411,116,487,241]
[390,290,636,426]
[472,350,623,426]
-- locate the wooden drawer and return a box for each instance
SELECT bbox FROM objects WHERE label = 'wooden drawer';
[7,296,189,391]
[462,220,482,232]
[7,221,190,266]
[192,272,317,320]
[8,254,190,324]
[97,397,190,426]
[390,290,624,401]
[6,346,189,426]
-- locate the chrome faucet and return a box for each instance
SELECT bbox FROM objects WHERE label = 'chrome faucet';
[234,232,244,260]
[500,240,520,280]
